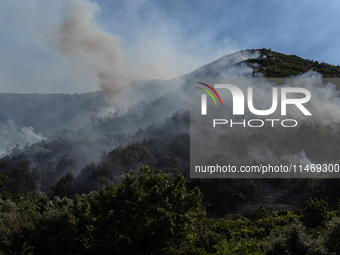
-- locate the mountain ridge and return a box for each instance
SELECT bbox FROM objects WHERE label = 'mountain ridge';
[1,48,340,194]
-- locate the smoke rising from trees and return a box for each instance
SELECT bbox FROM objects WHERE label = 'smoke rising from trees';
[51,0,126,92]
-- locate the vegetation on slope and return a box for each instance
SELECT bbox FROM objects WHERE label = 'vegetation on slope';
[2,49,340,254]
[248,48,340,79]
[1,167,340,255]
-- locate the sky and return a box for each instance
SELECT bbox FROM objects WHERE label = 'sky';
[0,0,339,93]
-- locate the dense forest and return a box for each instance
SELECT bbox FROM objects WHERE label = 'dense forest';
[1,49,340,254]
[248,48,340,79]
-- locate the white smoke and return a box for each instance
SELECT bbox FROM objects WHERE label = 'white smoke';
[211,70,340,128]
[0,120,45,156]
[291,72,340,126]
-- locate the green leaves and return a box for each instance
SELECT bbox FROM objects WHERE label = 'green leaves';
[302,197,329,229]
[89,166,203,254]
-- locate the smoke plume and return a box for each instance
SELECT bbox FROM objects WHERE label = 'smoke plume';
[52,0,126,92]
[0,120,45,156]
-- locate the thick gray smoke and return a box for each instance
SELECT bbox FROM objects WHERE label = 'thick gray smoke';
[52,0,126,92]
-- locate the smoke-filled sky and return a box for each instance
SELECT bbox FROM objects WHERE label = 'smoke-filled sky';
[1,0,339,93]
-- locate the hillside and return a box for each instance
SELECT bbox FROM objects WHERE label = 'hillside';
[249,48,340,78]
[1,48,340,194]
[2,49,340,254]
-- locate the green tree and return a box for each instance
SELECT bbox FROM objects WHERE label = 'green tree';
[51,172,74,198]
[88,166,203,255]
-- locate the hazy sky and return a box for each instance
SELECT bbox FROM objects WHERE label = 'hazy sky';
[1,0,339,93]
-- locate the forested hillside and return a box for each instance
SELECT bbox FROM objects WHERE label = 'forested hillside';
[249,48,340,78]
[1,49,340,254]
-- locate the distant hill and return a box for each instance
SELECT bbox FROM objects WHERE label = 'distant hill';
[2,48,340,156]
[2,48,339,137]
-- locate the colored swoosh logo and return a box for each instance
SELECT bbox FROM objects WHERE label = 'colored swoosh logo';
[196,82,223,106]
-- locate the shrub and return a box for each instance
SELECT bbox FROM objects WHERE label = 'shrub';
[302,197,329,229]
[265,221,327,255]
[325,216,340,254]
[252,205,268,221]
